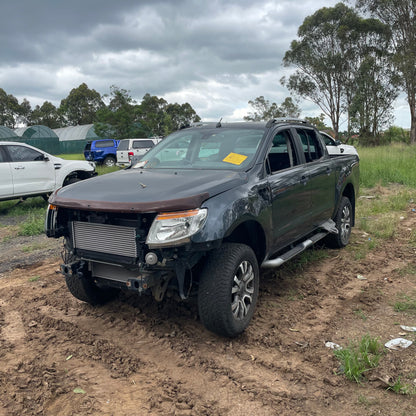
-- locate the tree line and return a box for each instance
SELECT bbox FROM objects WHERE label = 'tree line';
[0,84,201,139]
[1,1,414,144]
[281,0,416,143]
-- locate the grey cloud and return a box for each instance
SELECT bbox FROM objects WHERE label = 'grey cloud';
[0,0,345,122]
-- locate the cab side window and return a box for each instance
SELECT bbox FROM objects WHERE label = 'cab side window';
[6,145,44,162]
[296,129,323,163]
[267,130,298,173]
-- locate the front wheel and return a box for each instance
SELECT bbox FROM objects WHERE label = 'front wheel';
[198,243,259,337]
[65,273,118,305]
[325,196,353,248]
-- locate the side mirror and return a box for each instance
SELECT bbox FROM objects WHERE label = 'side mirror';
[43,154,50,162]
[334,140,342,146]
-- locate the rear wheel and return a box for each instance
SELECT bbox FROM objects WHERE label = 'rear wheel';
[198,243,259,337]
[103,156,116,167]
[325,196,352,248]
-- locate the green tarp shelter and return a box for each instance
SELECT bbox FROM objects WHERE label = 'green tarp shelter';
[53,124,102,153]
[14,125,60,154]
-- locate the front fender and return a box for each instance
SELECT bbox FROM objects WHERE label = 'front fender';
[55,161,95,187]
[191,180,272,245]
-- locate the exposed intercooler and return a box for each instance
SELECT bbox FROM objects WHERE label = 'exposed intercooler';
[71,221,137,258]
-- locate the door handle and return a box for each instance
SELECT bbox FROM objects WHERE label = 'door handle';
[14,166,25,170]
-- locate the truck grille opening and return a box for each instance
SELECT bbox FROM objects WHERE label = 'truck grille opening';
[71,221,137,258]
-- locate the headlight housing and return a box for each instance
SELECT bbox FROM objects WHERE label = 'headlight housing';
[146,208,207,247]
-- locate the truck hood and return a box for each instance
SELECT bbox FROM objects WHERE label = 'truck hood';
[50,168,247,213]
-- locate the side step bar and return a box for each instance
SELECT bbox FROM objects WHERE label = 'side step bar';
[261,219,337,269]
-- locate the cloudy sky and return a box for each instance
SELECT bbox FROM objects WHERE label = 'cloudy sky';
[0,0,410,128]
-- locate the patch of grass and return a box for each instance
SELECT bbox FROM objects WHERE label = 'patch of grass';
[357,188,414,240]
[96,165,121,175]
[22,242,49,253]
[18,209,45,236]
[410,229,416,247]
[0,197,47,216]
[396,264,416,277]
[357,393,378,407]
[394,292,416,313]
[334,334,384,383]
[387,376,416,395]
[58,153,85,160]
[354,309,367,321]
[359,144,416,188]
[286,289,304,301]
[28,276,41,282]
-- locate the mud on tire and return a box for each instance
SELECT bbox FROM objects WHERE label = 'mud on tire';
[198,243,259,337]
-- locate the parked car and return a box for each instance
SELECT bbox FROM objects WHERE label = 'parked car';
[320,131,359,157]
[84,139,120,167]
[116,137,162,167]
[46,119,359,337]
[0,141,96,202]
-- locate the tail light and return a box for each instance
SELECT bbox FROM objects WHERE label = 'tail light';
[128,151,134,160]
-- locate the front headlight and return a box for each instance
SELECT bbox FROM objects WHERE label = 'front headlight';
[146,208,207,247]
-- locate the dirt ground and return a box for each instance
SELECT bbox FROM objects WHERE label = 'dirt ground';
[1,192,416,416]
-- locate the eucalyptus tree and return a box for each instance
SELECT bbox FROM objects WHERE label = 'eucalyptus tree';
[282,3,357,138]
[282,3,394,139]
[59,83,105,126]
[95,86,149,140]
[0,88,21,128]
[31,101,62,128]
[356,0,416,143]
[244,96,300,121]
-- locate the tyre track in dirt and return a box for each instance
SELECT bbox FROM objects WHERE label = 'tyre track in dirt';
[17,273,312,415]
[0,260,350,416]
[0,251,361,416]
[1,205,416,415]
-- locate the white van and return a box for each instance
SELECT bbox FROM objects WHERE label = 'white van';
[116,137,162,167]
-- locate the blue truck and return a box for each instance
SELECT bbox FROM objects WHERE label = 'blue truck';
[84,139,120,167]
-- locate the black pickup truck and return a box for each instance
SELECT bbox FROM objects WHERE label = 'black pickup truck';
[46,119,359,337]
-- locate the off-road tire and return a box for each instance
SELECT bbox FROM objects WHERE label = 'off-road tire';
[325,196,352,248]
[65,273,118,305]
[198,243,259,337]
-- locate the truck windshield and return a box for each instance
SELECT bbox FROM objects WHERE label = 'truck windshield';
[134,128,264,170]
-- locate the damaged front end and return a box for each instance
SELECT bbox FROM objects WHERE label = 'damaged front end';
[46,203,209,302]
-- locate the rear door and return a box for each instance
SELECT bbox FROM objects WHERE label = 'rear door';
[295,127,336,227]
[0,146,13,198]
[5,144,56,196]
[116,139,131,164]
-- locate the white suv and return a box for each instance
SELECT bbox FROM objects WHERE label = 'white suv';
[320,132,359,157]
[0,141,96,202]
[116,138,162,167]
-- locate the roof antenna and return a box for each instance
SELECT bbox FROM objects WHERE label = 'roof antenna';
[216,117,222,128]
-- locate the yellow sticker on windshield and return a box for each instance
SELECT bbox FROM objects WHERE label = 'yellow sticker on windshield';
[223,153,247,165]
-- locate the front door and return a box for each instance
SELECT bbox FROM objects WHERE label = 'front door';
[6,144,56,196]
[267,128,311,250]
